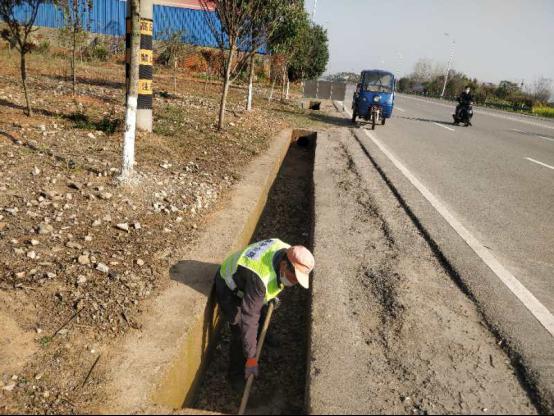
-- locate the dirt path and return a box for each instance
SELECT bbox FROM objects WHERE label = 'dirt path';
[193,138,314,414]
[308,125,537,414]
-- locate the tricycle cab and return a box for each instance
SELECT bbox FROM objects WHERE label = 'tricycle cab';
[352,70,395,125]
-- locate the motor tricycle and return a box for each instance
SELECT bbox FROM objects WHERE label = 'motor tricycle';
[352,70,395,129]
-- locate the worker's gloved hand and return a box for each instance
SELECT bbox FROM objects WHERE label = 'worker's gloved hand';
[270,297,281,310]
[245,358,259,379]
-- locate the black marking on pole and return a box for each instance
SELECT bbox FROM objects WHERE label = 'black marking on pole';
[138,17,153,110]
[139,65,153,79]
[140,35,153,51]
[138,94,153,109]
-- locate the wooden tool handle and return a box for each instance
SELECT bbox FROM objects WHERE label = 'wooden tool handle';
[238,302,275,415]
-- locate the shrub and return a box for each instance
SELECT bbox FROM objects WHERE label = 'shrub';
[36,39,50,54]
[65,111,122,133]
[83,37,109,61]
[533,106,554,118]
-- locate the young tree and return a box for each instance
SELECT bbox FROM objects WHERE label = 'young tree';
[0,0,45,116]
[121,0,140,180]
[199,0,275,129]
[245,0,300,110]
[158,29,192,95]
[530,76,552,104]
[288,22,329,82]
[267,3,308,100]
[57,0,92,96]
[495,80,520,100]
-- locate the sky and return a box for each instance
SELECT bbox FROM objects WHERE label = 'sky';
[304,0,554,89]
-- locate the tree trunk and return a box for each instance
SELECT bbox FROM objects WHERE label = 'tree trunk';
[121,0,140,180]
[218,45,234,130]
[285,75,290,100]
[174,58,177,96]
[280,65,286,101]
[72,26,77,96]
[268,76,276,102]
[20,52,32,117]
[246,53,255,111]
[204,63,210,94]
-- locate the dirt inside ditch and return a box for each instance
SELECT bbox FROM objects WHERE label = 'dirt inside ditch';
[191,132,316,415]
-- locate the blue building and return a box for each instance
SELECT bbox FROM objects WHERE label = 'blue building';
[16,0,219,47]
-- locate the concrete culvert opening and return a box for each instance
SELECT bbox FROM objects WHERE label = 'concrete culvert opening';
[309,101,321,111]
[189,129,316,415]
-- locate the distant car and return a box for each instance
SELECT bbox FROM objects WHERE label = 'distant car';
[351,69,396,129]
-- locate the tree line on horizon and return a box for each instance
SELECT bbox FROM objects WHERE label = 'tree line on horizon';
[397,58,553,111]
[326,59,553,113]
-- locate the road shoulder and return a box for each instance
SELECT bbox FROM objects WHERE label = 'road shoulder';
[308,126,536,414]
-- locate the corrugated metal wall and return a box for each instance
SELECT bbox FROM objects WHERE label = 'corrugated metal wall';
[14,0,220,47]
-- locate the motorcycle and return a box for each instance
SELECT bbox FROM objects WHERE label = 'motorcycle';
[453,101,473,126]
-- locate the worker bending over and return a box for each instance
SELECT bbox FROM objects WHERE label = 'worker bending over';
[215,238,315,390]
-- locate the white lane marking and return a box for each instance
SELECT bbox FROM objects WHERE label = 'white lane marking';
[433,122,455,132]
[342,106,554,337]
[525,157,554,170]
[400,94,554,131]
[395,106,406,112]
[511,129,554,143]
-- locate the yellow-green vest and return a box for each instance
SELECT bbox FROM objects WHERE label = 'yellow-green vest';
[220,239,290,303]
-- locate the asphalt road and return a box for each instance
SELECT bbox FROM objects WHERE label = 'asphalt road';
[357,94,554,312]
[339,92,554,409]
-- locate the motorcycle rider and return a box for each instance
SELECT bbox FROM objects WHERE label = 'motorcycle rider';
[454,85,473,126]
[455,85,474,124]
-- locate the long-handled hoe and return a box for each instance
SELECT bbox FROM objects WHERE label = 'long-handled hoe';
[238,301,275,415]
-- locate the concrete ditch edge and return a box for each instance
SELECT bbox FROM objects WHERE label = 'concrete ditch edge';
[101,129,293,413]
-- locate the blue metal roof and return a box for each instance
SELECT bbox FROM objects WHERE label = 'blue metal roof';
[14,0,223,47]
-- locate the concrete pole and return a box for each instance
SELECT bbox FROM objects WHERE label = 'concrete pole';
[137,0,153,131]
[247,53,254,111]
[122,0,140,179]
[440,38,455,99]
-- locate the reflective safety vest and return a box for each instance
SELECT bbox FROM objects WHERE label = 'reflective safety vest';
[219,239,290,303]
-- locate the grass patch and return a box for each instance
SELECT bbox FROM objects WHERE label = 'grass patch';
[39,336,52,348]
[65,111,122,134]
[153,104,187,136]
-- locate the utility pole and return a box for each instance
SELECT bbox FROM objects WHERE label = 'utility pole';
[121,0,140,180]
[440,33,455,99]
[312,0,318,20]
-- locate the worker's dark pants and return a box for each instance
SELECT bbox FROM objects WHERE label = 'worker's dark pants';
[214,272,267,380]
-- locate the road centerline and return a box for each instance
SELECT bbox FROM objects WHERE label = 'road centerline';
[525,157,554,170]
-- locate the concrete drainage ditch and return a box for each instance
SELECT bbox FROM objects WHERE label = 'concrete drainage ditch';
[190,129,316,414]
[137,129,317,415]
